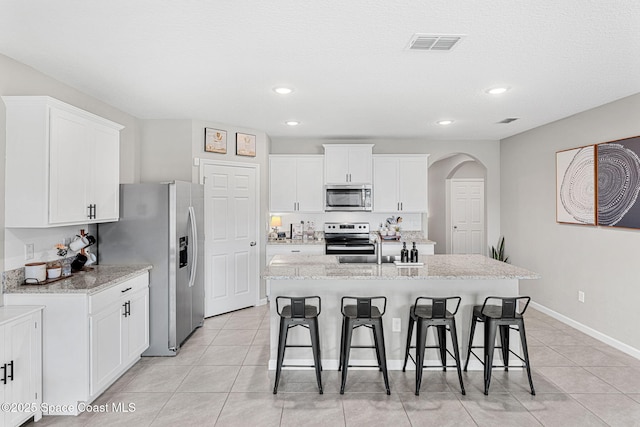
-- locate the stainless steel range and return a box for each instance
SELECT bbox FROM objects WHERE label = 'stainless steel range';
[324,222,375,255]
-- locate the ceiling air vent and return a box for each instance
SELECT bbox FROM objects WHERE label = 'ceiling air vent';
[408,34,465,51]
[498,118,519,124]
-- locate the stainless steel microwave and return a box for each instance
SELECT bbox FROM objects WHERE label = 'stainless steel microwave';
[325,185,372,211]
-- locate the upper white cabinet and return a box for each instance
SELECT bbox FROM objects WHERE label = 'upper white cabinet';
[3,96,123,227]
[0,306,43,427]
[270,155,324,212]
[373,155,429,213]
[323,144,373,184]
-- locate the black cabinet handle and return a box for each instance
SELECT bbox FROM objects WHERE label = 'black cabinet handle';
[121,287,132,293]
[122,302,128,317]
[7,361,14,382]
[1,363,6,384]
[127,301,131,316]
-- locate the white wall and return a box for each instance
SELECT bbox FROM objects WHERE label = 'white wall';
[501,92,640,351]
[140,119,271,300]
[270,138,500,251]
[0,54,141,304]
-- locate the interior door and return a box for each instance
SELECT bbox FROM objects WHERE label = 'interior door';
[451,179,485,254]
[203,163,258,316]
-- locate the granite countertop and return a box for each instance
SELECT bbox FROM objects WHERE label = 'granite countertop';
[4,264,152,295]
[266,231,435,246]
[262,254,539,281]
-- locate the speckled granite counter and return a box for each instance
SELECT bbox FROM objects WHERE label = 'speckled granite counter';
[3,264,152,295]
[267,238,325,245]
[262,254,539,280]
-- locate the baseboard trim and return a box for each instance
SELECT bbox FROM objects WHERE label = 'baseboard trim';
[530,301,640,360]
[257,298,268,306]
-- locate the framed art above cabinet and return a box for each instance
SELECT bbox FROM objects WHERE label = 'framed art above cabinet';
[3,96,124,228]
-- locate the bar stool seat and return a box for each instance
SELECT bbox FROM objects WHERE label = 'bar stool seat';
[273,296,323,394]
[464,296,535,395]
[402,297,466,395]
[339,296,390,395]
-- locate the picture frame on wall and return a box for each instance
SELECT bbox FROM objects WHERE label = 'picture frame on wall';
[236,132,256,157]
[556,145,596,225]
[204,128,227,154]
[597,135,640,229]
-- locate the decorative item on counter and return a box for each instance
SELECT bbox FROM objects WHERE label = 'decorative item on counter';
[292,222,303,240]
[47,265,62,279]
[410,242,419,263]
[71,253,88,272]
[24,262,47,284]
[401,242,409,263]
[55,243,72,277]
[306,221,315,240]
[269,216,282,240]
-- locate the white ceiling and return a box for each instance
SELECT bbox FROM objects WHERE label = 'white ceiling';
[1,0,639,141]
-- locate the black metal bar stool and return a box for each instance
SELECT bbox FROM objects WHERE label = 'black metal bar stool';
[339,296,390,395]
[463,296,535,395]
[273,296,323,394]
[402,296,465,395]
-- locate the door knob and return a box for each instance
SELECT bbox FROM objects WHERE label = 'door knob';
[250,242,257,246]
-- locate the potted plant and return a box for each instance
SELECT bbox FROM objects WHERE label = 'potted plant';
[490,236,509,263]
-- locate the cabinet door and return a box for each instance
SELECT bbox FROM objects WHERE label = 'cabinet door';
[49,108,90,224]
[125,288,150,364]
[90,302,124,396]
[295,157,324,212]
[324,146,350,184]
[4,313,39,427]
[398,158,428,212]
[0,325,5,427]
[373,157,399,212]
[269,157,297,211]
[347,146,372,184]
[90,124,120,222]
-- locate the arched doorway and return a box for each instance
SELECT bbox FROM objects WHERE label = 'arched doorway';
[428,154,487,254]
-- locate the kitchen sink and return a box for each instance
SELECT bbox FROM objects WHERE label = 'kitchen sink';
[338,255,400,264]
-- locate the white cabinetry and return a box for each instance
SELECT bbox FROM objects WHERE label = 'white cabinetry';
[4,272,149,415]
[89,277,149,395]
[270,155,324,212]
[373,155,429,213]
[323,144,374,184]
[0,307,43,427]
[266,244,325,264]
[3,96,123,227]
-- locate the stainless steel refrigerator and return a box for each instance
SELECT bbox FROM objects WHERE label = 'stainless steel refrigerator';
[98,181,205,356]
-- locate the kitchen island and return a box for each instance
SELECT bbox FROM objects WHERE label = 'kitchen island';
[263,254,539,371]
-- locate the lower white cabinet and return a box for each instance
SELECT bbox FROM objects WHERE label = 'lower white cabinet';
[89,280,149,396]
[4,272,149,415]
[0,306,43,427]
[266,244,325,264]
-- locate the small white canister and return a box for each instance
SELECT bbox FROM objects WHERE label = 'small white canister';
[25,262,47,283]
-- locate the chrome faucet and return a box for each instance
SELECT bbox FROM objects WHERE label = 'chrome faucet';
[376,234,382,265]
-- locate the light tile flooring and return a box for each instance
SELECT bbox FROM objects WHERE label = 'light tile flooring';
[27,305,640,426]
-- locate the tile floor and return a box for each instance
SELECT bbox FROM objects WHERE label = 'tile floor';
[27,304,640,426]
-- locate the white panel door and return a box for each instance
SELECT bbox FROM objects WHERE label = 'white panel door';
[204,164,258,316]
[5,314,37,427]
[451,179,485,254]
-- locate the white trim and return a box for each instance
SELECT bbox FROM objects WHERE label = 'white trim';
[530,301,640,361]
[198,159,263,310]
[257,298,268,306]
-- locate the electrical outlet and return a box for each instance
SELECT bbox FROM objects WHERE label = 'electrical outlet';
[25,243,34,260]
[392,318,401,332]
[578,291,585,303]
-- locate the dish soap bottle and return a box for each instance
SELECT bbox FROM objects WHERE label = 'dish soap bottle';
[410,242,419,263]
[400,242,409,263]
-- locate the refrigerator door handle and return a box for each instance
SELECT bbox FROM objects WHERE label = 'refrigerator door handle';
[188,206,198,288]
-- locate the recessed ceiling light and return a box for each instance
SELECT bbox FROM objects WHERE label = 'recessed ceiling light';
[273,87,293,95]
[285,121,300,126]
[437,120,454,126]
[486,87,510,95]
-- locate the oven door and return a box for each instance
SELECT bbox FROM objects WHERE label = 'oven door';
[325,243,375,255]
